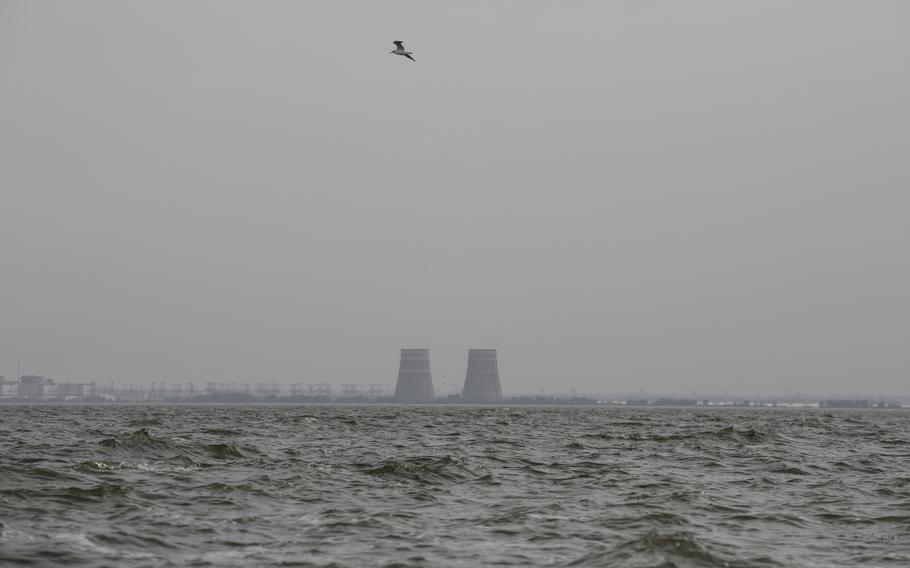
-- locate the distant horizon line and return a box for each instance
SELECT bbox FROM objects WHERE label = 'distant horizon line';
[1,377,907,402]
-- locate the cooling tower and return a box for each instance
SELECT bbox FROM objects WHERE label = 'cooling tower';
[394,349,435,402]
[461,349,503,402]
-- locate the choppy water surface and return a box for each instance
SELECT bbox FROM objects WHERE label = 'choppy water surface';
[1,405,909,567]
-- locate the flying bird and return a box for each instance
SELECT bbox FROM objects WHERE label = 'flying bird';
[390,41,416,62]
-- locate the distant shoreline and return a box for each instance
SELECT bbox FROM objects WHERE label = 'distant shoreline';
[0,398,905,409]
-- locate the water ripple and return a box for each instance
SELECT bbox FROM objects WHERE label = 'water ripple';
[1,405,908,566]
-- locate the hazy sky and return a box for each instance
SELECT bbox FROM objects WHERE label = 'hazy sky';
[2,1,908,395]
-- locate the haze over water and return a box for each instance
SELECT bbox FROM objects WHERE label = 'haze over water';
[1,405,909,566]
[3,2,909,396]
[2,3,909,566]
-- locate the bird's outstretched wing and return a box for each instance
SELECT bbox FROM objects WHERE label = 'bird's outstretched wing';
[404,53,416,62]
[393,41,405,49]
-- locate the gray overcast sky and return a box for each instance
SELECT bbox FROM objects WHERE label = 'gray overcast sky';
[1,1,908,395]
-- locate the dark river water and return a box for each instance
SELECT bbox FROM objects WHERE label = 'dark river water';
[1,405,909,567]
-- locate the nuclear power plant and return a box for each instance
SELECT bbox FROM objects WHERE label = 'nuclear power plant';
[461,349,503,402]
[394,349,435,402]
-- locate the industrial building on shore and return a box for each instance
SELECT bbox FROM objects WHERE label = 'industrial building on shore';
[0,375,95,400]
[392,348,504,403]
[461,349,503,402]
[393,349,435,402]
[3,348,507,404]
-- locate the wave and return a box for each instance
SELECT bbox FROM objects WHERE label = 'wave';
[203,443,244,460]
[1,484,130,504]
[99,428,173,451]
[566,529,749,567]
[0,463,82,484]
[94,428,246,467]
[712,426,783,444]
[580,426,784,444]
[201,428,243,436]
[76,460,126,472]
[360,455,484,485]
